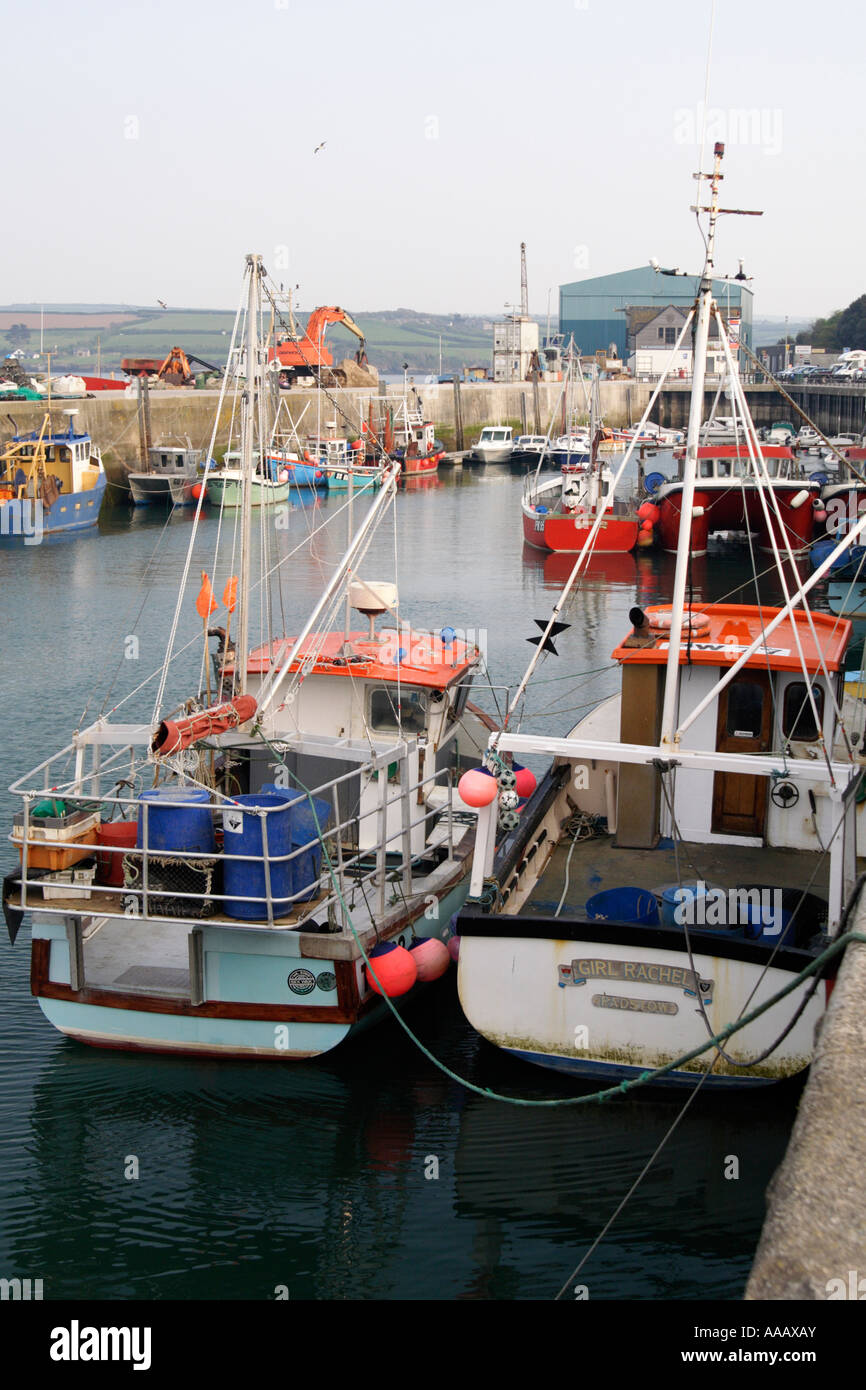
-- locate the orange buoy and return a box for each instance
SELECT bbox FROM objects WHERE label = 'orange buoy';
[458,769,498,807]
[191,482,204,501]
[365,942,417,997]
[409,937,451,982]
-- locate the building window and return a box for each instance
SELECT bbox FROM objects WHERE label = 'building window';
[782,682,824,742]
[658,327,664,340]
[664,327,677,345]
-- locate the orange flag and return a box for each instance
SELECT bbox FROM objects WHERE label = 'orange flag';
[196,571,218,619]
[222,576,238,613]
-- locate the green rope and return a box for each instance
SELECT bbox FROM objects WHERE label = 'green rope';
[253,733,866,1105]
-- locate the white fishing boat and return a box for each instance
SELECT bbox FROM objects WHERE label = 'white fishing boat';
[467,426,514,465]
[455,146,864,1090]
[4,255,498,1060]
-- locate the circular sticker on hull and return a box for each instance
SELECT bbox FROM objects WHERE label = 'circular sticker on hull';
[287,968,316,996]
[316,971,337,992]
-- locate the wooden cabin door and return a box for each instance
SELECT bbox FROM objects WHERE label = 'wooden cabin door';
[711,670,772,836]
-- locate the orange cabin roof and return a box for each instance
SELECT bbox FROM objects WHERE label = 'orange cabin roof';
[227,628,479,688]
[612,604,851,674]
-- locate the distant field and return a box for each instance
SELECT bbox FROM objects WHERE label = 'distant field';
[1,303,496,374]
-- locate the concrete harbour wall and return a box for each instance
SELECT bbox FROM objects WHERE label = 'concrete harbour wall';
[745,890,866,1300]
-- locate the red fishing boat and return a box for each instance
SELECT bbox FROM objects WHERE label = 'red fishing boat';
[651,445,819,555]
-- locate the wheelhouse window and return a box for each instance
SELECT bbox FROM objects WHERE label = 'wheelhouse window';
[782,682,824,742]
[726,681,765,738]
[699,459,714,478]
[370,687,428,735]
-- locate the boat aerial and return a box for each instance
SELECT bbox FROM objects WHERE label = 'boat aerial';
[455,144,864,1090]
[4,254,501,1061]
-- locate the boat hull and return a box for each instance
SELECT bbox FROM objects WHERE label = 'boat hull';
[522,500,639,553]
[0,474,106,538]
[207,476,291,507]
[457,926,825,1089]
[656,483,817,556]
[30,876,469,1060]
[128,474,195,507]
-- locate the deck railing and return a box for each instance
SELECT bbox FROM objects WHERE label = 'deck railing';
[10,749,464,933]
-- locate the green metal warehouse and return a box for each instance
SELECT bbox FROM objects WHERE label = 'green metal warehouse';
[559,265,753,359]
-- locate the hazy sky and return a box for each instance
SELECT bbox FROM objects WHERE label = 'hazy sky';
[2,0,862,320]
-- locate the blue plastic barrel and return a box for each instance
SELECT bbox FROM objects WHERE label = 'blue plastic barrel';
[259,784,332,903]
[661,882,709,927]
[743,902,793,944]
[585,887,659,924]
[222,793,293,920]
[137,786,215,853]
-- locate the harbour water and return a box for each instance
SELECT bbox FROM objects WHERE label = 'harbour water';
[0,463,849,1301]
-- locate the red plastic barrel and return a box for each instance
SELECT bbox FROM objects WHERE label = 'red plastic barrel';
[96,821,138,886]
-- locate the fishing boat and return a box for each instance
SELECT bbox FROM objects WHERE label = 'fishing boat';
[207,450,295,506]
[649,444,818,555]
[4,255,498,1061]
[306,435,383,491]
[522,368,641,555]
[549,432,592,467]
[466,426,514,465]
[128,442,203,507]
[511,436,551,468]
[383,399,444,478]
[0,408,106,540]
[455,146,864,1090]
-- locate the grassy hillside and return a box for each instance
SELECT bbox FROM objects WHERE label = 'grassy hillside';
[1,304,503,375]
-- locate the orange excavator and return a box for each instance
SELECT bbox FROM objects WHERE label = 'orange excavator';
[269,306,372,386]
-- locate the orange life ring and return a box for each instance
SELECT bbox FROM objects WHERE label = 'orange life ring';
[648,610,711,638]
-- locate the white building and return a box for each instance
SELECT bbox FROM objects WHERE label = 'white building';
[492,315,539,382]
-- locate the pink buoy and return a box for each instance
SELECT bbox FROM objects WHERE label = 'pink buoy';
[447,935,460,962]
[278,468,289,483]
[409,936,451,982]
[365,941,417,997]
[813,509,827,523]
[458,768,498,807]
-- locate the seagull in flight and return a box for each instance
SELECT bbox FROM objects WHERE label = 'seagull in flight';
[313,141,326,154]
[157,298,167,309]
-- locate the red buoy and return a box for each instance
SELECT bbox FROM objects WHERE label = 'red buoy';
[366,942,417,997]
[513,766,537,801]
[191,482,204,501]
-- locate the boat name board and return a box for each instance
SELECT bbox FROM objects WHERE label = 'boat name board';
[658,641,791,656]
[558,958,713,1001]
[592,993,678,1015]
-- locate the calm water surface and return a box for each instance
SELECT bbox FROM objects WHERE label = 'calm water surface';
[0,463,849,1301]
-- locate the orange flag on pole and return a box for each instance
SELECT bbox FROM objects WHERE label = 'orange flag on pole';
[196,571,218,619]
[222,576,238,613]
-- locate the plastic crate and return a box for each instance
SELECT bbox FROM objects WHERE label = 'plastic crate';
[41,859,97,900]
[13,806,101,871]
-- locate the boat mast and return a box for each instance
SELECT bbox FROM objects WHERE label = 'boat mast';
[237,253,261,699]
[659,142,724,748]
